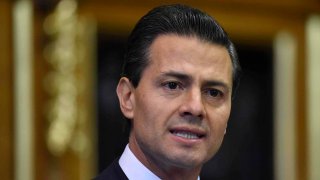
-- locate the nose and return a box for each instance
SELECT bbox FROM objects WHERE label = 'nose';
[179,88,206,119]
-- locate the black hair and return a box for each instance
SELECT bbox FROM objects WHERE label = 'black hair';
[122,4,241,97]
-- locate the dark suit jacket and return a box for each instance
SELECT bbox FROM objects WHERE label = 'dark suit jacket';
[94,159,128,180]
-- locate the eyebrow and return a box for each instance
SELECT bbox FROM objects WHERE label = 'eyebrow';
[159,71,191,82]
[159,71,231,91]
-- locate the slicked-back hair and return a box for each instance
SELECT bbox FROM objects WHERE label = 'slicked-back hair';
[122,4,241,97]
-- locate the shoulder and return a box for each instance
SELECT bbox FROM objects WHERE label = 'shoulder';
[93,159,128,180]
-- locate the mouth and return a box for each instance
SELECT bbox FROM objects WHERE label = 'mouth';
[170,129,205,140]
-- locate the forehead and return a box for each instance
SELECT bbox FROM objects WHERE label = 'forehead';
[148,34,229,62]
[148,34,231,69]
[144,34,233,85]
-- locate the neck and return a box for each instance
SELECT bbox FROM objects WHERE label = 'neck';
[158,167,200,180]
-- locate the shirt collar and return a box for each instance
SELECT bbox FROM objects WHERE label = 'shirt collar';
[119,144,160,180]
[119,144,200,180]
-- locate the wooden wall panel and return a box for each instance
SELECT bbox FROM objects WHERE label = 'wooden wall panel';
[28,0,319,179]
[78,1,315,44]
[0,1,14,180]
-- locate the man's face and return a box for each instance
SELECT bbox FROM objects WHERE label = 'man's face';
[118,34,233,171]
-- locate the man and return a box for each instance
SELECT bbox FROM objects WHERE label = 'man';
[95,4,241,180]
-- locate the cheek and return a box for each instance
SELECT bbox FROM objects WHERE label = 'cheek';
[208,106,231,135]
[133,95,162,130]
[208,112,230,151]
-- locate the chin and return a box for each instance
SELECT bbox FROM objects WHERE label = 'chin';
[167,155,207,169]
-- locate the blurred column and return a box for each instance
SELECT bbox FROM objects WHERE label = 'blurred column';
[41,0,97,179]
[306,15,320,180]
[274,31,297,180]
[13,0,34,180]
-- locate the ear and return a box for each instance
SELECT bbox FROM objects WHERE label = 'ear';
[116,77,135,119]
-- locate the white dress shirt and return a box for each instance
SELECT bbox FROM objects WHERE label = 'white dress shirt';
[119,144,200,180]
[119,145,160,180]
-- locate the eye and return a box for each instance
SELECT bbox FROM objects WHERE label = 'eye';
[206,89,223,98]
[161,81,184,91]
[165,82,179,89]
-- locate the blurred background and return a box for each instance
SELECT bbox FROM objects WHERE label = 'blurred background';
[1,0,320,180]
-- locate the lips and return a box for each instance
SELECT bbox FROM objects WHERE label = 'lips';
[170,128,205,139]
